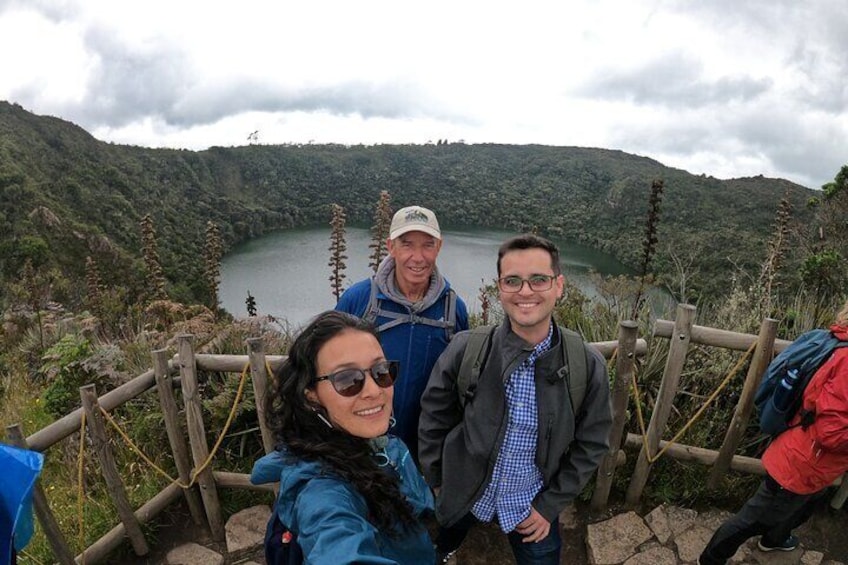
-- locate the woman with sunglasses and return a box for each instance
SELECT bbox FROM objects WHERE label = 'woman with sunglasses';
[250,310,436,564]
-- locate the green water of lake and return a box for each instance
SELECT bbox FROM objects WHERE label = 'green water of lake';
[219,227,636,328]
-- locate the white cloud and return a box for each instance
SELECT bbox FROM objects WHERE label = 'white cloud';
[0,8,93,107]
[1,0,845,188]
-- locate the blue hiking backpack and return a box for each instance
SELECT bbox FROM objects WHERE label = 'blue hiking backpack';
[754,329,848,435]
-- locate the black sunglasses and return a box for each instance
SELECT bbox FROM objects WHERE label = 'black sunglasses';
[313,360,399,397]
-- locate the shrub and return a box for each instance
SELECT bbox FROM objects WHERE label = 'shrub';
[39,334,115,417]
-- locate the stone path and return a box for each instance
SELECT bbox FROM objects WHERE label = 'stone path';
[584,505,845,565]
[157,504,846,564]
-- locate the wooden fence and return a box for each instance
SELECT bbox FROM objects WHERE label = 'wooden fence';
[6,306,847,563]
[623,304,847,508]
[6,335,285,564]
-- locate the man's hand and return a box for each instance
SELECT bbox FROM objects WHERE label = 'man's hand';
[514,507,550,543]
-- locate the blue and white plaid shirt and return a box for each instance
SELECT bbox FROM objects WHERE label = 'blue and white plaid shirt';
[471,324,553,533]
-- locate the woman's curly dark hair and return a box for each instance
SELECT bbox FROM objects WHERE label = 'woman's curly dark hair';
[266,310,418,533]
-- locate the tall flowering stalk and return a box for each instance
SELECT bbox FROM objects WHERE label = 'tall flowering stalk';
[632,179,663,320]
[369,191,392,273]
[328,204,348,301]
[85,255,104,317]
[140,214,167,302]
[758,198,791,315]
[203,221,224,311]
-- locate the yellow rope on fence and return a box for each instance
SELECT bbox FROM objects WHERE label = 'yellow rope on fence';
[98,408,185,488]
[188,360,252,483]
[98,361,252,488]
[72,358,275,561]
[631,341,756,463]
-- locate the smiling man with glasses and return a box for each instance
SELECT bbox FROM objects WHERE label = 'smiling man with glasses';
[419,234,612,564]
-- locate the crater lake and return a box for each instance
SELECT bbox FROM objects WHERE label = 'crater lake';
[219,227,637,329]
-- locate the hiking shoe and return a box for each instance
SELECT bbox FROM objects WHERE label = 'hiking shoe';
[758,535,800,552]
[437,549,458,564]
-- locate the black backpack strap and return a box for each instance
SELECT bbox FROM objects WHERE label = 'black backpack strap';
[444,289,457,340]
[457,326,495,408]
[559,327,588,417]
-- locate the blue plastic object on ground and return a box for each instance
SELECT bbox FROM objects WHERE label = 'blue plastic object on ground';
[0,442,45,563]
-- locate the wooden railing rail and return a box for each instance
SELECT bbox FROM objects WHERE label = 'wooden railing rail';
[24,355,286,453]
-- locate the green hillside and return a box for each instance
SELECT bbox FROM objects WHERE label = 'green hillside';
[0,100,817,306]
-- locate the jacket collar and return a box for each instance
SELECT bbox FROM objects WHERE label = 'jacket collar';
[495,318,564,383]
[498,317,560,352]
[831,324,848,342]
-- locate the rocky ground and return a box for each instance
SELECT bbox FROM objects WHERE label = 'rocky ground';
[447,501,846,565]
[119,498,847,564]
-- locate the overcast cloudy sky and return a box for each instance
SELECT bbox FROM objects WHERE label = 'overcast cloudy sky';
[1,0,845,189]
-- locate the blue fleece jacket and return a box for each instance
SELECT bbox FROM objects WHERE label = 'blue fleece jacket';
[250,437,435,564]
[336,260,468,457]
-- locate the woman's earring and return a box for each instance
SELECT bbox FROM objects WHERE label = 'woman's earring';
[313,408,333,429]
[389,416,396,429]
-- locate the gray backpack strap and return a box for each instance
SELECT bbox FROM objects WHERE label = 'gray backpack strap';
[559,327,588,416]
[410,314,452,329]
[366,278,417,332]
[457,326,495,408]
[363,277,381,325]
[374,311,412,332]
[367,281,458,337]
[405,289,456,334]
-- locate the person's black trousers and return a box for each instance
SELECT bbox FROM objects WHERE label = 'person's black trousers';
[699,474,827,565]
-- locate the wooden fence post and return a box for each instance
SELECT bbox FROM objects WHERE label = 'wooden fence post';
[591,320,638,512]
[79,385,149,556]
[151,349,206,527]
[177,334,226,540]
[707,318,777,488]
[5,424,76,565]
[625,303,696,506]
[247,337,275,454]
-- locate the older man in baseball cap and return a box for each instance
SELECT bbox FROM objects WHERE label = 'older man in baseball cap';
[336,205,468,459]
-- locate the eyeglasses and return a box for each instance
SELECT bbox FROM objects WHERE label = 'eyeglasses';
[313,360,399,397]
[497,274,557,293]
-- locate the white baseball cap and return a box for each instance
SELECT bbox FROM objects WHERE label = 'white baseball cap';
[389,206,441,240]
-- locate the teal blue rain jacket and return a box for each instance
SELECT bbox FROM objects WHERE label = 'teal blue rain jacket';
[250,437,435,564]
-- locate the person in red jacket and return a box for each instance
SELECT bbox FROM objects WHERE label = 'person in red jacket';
[699,301,848,564]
